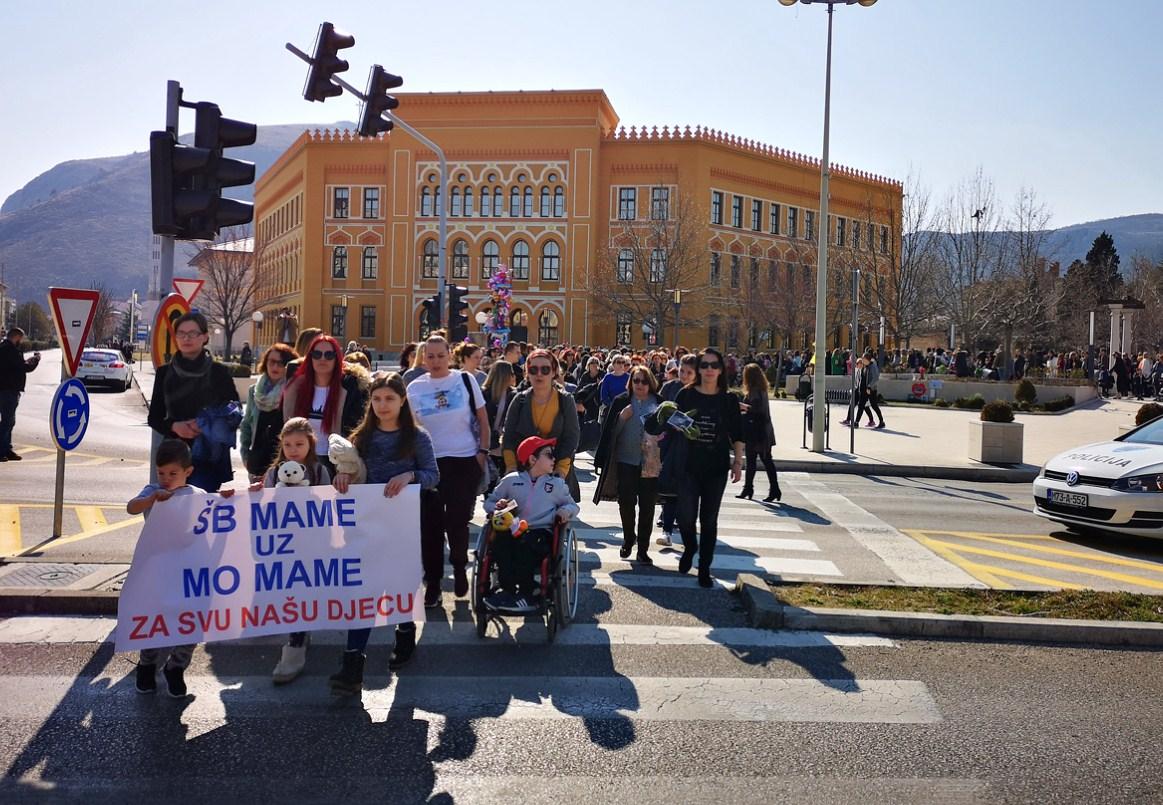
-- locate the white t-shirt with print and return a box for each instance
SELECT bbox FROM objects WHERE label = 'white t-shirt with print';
[406,370,485,459]
[307,386,330,455]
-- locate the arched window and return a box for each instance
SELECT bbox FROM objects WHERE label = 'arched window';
[510,309,529,328]
[332,246,348,279]
[617,248,633,283]
[481,240,499,279]
[420,187,432,217]
[523,187,533,217]
[540,187,551,217]
[553,186,565,217]
[541,241,561,281]
[434,186,443,216]
[538,310,560,345]
[510,187,521,218]
[494,187,504,216]
[511,240,530,280]
[452,239,469,279]
[480,187,491,217]
[450,188,462,217]
[421,240,438,279]
[464,187,474,217]
[361,247,378,279]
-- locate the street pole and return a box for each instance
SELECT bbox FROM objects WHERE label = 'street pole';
[810,3,836,453]
[850,266,859,455]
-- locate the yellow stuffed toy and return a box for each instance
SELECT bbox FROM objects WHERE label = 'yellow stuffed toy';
[491,504,528,540]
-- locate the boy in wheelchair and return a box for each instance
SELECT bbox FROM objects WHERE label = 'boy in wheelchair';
[483,436,579,613]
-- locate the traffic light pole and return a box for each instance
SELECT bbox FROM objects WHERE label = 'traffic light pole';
[286,42,448,329]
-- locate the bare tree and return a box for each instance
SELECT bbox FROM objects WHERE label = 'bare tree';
[186,226,258,360]
[932,167,1005,349]
[86,282,118,346]
[1127,255,1163,351]
[592,186,709,348]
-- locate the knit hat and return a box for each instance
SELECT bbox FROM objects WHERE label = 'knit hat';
[517,436,556,466]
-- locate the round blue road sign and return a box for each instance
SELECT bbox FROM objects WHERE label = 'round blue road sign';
[51,378,90,451]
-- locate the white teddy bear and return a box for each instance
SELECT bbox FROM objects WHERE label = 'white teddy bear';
[328,434,367,484]
[276,460,310,487]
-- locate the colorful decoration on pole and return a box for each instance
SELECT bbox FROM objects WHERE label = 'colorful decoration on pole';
[151,292,191,370]
[483,263,513,348]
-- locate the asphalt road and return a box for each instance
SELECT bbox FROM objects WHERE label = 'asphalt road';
[0,606,1160,804]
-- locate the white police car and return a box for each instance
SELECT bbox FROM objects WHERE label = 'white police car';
[78,349,134,392]
[1033,415,1163,539]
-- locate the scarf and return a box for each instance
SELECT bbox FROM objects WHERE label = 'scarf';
[253,372,286,412]
[163,349,214,423]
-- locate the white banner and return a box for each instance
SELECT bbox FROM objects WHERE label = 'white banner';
[115,484,424,653]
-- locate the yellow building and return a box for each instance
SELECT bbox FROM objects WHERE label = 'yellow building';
[253,89,901,353]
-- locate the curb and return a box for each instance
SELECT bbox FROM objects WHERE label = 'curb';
[0,590,120,616]
[732,574,1163,648]
[772,460,1039,483]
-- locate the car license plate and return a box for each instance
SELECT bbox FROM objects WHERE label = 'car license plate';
[1049,490,1088,508]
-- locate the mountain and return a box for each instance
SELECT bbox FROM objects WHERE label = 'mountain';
[1044,214,1163,267]
[0,123,353,309]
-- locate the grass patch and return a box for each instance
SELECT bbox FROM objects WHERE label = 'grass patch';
[771,583,1163,623]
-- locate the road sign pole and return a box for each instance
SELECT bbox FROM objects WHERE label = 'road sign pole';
[52,361,66,538]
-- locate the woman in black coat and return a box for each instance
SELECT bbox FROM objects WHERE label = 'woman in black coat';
[737,363,780,502]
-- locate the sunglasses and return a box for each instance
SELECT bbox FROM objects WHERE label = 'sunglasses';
[174,330,205,340]
[311,350,337,360]
[527,364,553,376]
[699,361,721,370]
[631,378,651,385]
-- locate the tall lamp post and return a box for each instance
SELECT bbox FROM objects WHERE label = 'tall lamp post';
[779,0,877,452]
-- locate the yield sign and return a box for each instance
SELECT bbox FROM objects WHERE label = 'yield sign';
[172,278,205,305]
[47,287,100,377]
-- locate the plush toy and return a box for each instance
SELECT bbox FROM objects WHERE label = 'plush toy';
[327,434,367,484]
[491,506,528,539]
[277,460,310,487]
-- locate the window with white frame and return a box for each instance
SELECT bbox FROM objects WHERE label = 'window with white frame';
[730,254,741,289]
[332,246,348,278]
[363,188,380,219]
[510,187,521,218]
[493,187,504,216]
[616,312,632,346]
[420,187,432,217]
[651,187,669,220]
[553,186,565,217]
[751,199,762,231]
[836,217,846,247]
[331,305,346,339]
[711,191,723,225]
[787,207,798,239]
[770,203,780,235]
[512,240,530,279]
[523,187,533,217]
[333,187,349,219]
[710,252,721,286]
[360,306,376,339]
[464,187,474,217]
[852,220,861,250]
[450,188,462,217]
[618,187,636,220]
[481,240,499,279]
[617,249,634,283]
[538,310,560,344]
[650,248,666,283]
[421,240,438,279]
[541,241,561,281]
[731,195,743,228]
[540,187,551,217]
[361,247,378,279]
[452,240,469,279]
[805,210,816,241]
[480,187,492,217]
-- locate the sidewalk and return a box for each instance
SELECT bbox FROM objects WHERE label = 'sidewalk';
[769,394,1142,482]
[136,362,1141,483]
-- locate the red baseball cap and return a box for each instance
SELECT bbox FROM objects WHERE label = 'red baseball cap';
[517,436,557,466]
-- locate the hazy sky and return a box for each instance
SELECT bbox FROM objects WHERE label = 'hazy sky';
[3,0,1160,227]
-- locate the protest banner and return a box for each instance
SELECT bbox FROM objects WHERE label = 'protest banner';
[115,484,424,653]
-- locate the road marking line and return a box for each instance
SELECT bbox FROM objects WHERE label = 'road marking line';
[21,516,141,556]
[577,518,804,533]
[907,531,1012,589]
[947,533,1163,575]
[967,563,1087,590]
[926,539,1163,591]
[0,676,942,725]
[574,530,821,552]
[74,506,108,533]
[941,531,1057,541]
[0,505,21,557]
[579,547,843,577]
[5,503,129,510]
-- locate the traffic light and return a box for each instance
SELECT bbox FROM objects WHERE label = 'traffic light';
[420,295,440,332]
[190,101,256,238]
[150,130,212,238]
[358,65,404,137]
[303,22,355,102]
[448,284,469,342]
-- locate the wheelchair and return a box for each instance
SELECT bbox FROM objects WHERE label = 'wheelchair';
[469,518,579,642]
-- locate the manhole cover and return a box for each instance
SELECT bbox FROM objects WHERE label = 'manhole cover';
[0,563,103,589]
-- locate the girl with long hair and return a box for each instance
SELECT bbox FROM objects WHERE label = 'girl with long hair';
[239,342,297,481]
[281,334,368,476]
[738,363,781,503]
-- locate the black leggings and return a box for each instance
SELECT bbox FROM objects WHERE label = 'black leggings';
[855,387,884,424]
[744,446,779,493]
[617,462,658,553]
[676,471,729,572]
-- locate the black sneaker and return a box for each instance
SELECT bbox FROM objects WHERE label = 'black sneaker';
[162,665,188,698]
[135,663,157,694]
[453,567,469,598]
[424,584,442,609]
[329,650,365,696]
[5,451,20,462]
[388,628,416,671]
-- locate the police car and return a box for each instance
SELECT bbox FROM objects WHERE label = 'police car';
[1033,415,1163,539]
[78,349,134,392]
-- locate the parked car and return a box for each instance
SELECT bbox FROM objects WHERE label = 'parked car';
[78,349,134,391]
[1033,414,1163,540]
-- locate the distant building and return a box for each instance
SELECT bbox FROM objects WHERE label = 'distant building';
[253,90,901,352]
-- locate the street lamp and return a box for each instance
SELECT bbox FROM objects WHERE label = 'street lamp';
[780,0,876,452]
[665,288,691,351]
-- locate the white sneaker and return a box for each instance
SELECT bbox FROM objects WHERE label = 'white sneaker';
[272,642,308,684]
[656,531,673,547]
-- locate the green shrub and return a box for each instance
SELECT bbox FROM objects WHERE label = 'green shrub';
[1014,378,1037,405]
[954,393,986,410]
[1043,396,1075,413]
[1135,402,1163,426]
[934,398,950,408]
[218,361,253,379]
[981,400,1015,423]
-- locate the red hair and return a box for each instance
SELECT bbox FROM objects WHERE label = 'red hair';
[289,334,345,432]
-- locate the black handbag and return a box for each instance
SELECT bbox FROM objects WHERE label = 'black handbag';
[578,418,601,453]
[656,431,688,498]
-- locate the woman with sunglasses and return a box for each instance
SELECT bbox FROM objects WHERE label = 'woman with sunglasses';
[282,334,369,477]
[670,347,745,587]
[239,342,298,482]
[147,311,240,491]
[502,348,582,502]
[593,365,664,564]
